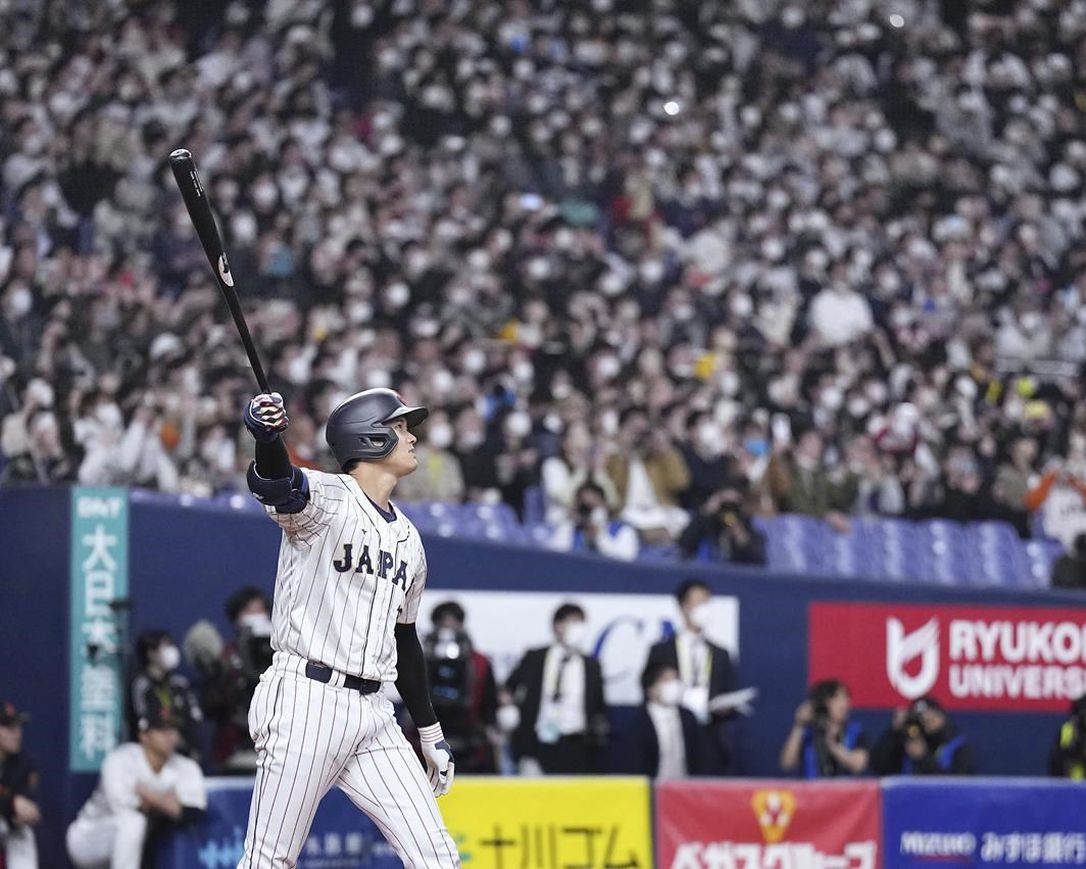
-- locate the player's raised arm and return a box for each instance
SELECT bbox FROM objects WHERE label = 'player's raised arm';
[243,393,331,535]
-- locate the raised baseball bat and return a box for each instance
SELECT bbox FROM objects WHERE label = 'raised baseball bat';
[168,148,270,393]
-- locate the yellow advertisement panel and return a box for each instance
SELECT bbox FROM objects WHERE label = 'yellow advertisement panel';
[441,776,653,868]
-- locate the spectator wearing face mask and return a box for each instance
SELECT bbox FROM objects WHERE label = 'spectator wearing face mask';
[392,410,465,503]
[496,409,542,518]
[606,410,691,543]
[646,580,741,774]
[541,424,619,524]
[453,407,501,502]
[551,481,639,561]
[990,436,1039,537]
[808,281,874,348]
[127,630,202,762]
[1,408,75,484]
[616,663,706,779]
[928,446,1001,524]
[767,428,857,533]
[679,412,735,513]
[500,603,608,775]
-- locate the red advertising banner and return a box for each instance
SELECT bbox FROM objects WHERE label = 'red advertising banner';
[655,780,881,869]
[809,602,1086,711]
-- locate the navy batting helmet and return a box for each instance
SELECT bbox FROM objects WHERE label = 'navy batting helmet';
[325,388,428,469]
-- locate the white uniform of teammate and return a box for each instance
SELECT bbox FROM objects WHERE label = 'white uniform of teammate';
[238,392,460,869]
[67,742,206,869]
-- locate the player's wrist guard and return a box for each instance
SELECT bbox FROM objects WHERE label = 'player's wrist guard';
[417,723,445,746]
[247,462,309,514]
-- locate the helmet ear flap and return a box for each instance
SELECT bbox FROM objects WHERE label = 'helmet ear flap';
[358,431,396,458]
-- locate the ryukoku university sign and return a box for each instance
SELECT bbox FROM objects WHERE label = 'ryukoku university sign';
[810,601,1086,711]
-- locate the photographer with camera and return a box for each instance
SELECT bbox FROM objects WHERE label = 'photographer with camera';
[678,485,767,565]
[551,481,639,561]
[871,696,976,775]
[421,601,499,774]
[190,586,274,773]
[1048,695,1086,778]
[780,678,869,778]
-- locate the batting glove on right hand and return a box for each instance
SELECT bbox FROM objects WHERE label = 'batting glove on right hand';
[418,723,455,797]
[243,392,289,442]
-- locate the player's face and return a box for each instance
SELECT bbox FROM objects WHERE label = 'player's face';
[383,418,418,478]
[141,726,180,760]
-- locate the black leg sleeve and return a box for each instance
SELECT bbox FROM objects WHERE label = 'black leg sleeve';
[255,436,292,479]
[394,623,438,729]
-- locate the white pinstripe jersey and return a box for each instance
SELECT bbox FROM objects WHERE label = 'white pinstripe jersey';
[262,468,427,681]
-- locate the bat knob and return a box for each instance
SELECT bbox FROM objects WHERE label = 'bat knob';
[169,148,192,162]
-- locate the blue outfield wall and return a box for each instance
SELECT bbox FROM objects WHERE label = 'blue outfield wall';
[3,486,1086,867]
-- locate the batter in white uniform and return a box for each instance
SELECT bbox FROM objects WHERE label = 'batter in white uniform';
[239,387,458,868]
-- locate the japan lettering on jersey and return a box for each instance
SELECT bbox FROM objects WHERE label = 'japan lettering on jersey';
[263,468,427,681]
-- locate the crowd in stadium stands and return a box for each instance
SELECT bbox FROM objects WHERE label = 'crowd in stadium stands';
[1,0,1086,570]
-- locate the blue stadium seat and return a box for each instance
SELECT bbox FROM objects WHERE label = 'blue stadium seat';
[212,489,1060,588]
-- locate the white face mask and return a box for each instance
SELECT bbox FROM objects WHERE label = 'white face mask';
[9,287,32,317]
[512,360,534,384]
[157,644,181,671]
[505,411,531,439]
[238,613,272,637]
[696,422,725,456]
[687,602,712,631]
[657,679,684,707]
[560,621,588,652]
[428,423,453,450]
[462,349,486,374]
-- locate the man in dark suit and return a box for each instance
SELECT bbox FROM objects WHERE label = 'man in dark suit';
[646,578,738,773]
[502,603,609,774]
[619,663,705,778]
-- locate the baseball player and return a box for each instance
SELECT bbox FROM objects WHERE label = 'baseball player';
[238,387,459,868]
[66,701,207,869]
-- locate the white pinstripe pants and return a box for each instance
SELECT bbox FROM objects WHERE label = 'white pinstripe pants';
[237,655,460,869]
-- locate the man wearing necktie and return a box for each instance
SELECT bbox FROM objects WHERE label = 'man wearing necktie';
[646,579,739,773]
[501,604,609,774]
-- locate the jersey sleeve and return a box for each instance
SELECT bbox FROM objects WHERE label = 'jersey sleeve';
[398,540,426,625]
[264,468,340,543]
[174,758,208,809]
